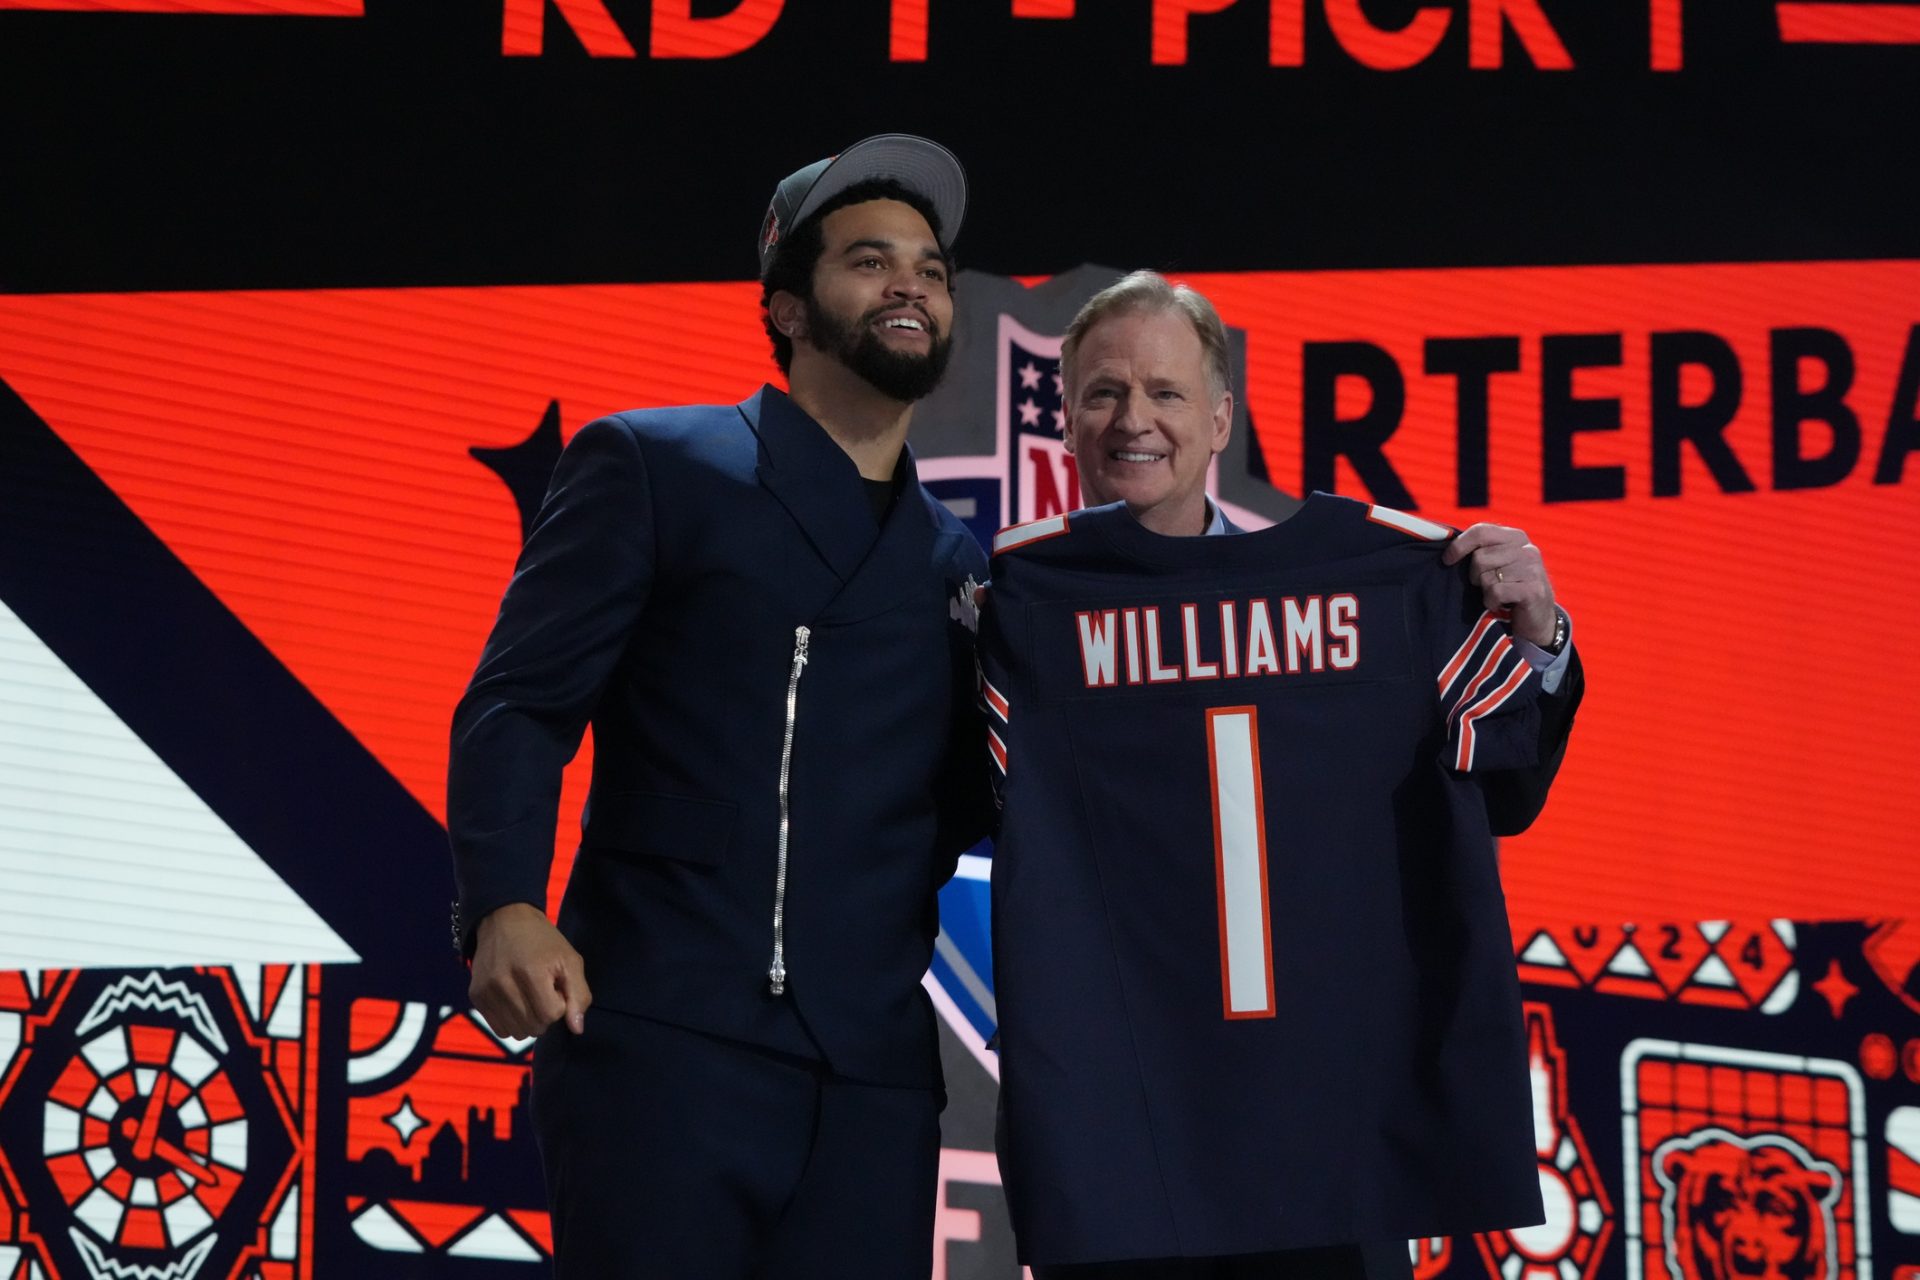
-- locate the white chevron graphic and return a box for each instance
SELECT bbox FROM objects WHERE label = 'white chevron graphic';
[75,974,228,1054]
[74,1232,215,1280]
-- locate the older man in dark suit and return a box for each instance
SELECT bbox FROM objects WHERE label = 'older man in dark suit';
[991,271,1584,1279]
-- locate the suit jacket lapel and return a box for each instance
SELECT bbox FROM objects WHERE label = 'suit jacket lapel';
[744,387,877,585]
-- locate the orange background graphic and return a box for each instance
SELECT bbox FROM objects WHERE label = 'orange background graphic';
[0,285,769,915]
[2,260,1915,932]
[1191,261,1920,928]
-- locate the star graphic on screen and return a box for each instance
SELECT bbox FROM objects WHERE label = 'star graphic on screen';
[1018,361,1042,390]
[385,1094,428,1146]
[1018,398,1042,427]
[471,399,565,540]
[1811,958,1858,1018]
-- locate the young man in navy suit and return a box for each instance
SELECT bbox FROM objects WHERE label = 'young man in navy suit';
[448,136,992,1278]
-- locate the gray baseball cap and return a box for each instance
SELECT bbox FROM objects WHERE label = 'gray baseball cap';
[756,134,968,279]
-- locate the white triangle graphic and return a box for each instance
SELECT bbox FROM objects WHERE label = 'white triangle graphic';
[270,1179,301,1260]
[266,967,305,1039]
[447,1214,543,1262]
[1607,940,1654,977]
[1520,931,1570,968]
[232,963,266,1021]
[0,600,359,969]
[1692,953,1738,988]
[350,1204,424,1254]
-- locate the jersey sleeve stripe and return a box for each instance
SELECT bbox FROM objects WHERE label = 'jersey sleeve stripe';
[992,512,1071,556]
[1366,504,1456,542]
[981,677,1010,723]
[1453,661,1535,771]
[1437,611,1505,700]
[1446,635,1516,726]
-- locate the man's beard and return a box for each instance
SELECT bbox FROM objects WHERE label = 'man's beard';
[804,295,953,403]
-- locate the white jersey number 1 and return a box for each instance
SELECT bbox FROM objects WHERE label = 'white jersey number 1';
[1205,706,1277,1019]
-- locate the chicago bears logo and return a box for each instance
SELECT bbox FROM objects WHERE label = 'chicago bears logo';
[1652,1129,1842,1280]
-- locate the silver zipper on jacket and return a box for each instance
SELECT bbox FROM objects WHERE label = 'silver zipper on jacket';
[768,624,810,995]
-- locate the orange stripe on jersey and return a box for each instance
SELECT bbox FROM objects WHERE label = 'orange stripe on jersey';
[982,678,1010,722]
[1455,662,1534,770]
[1448,636,1515,725]
[992,512,1070,556]
[1206,706,1276,1020]
[1438,612,1503,701]
[1366,504,1455,542]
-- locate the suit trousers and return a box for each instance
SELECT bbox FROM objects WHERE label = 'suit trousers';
[531,1006,942,1278]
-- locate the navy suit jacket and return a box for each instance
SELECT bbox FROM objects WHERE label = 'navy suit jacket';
[449,387,991,1088]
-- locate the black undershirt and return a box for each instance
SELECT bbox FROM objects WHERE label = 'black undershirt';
[863,473,901,525]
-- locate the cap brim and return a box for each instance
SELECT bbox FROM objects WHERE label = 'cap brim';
[789,134,968,251]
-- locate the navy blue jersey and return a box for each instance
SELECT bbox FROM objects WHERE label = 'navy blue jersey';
[980,494,1546,1266]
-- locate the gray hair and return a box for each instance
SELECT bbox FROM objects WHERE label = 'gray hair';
[1059,270,1232,404]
